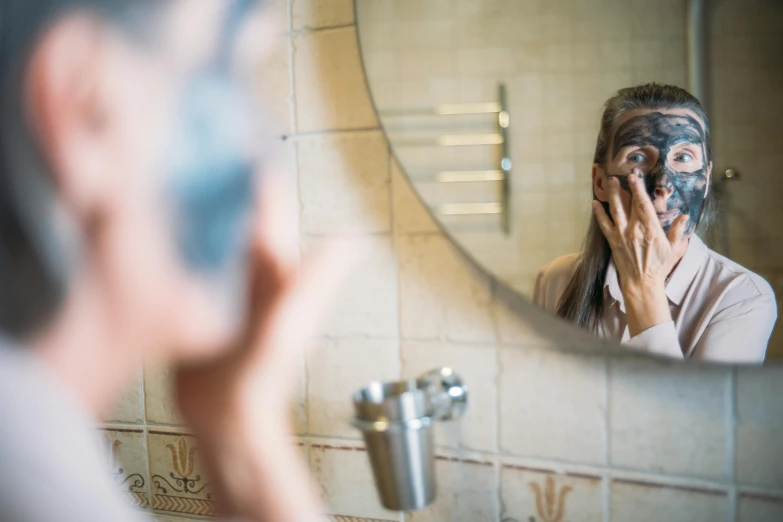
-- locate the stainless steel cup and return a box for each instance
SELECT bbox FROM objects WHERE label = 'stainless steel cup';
[350,368,468,511]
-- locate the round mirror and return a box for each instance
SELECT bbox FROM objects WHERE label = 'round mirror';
[356,0,783,362]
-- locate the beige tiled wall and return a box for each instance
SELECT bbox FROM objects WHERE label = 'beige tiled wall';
[708,0,783,358]
[101,1,783,522]
[358,0,688,297]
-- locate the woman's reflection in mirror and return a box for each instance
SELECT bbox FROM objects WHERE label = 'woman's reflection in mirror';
[534,83,777,363]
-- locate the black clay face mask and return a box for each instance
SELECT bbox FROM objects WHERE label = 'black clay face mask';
[163,0,258,316]
[606,112,709,234]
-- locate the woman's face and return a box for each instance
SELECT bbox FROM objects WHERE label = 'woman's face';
[593,107,712,235]
[31,1,278,362]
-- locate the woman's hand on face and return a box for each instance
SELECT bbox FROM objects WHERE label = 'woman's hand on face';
[170,174,361,520]
[591,170,689,336]
[592,171,689,293]
[173,175,358,441]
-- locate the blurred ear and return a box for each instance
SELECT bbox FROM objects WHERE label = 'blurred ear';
[592,164,609,202]
[26,14,111,220]
[704,160,713,198]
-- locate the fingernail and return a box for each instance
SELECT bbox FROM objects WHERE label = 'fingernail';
[628,175,636,184]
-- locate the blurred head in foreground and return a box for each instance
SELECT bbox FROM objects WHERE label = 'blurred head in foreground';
[0,0,278,362]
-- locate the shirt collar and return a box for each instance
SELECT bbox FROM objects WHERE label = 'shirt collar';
[604,234,709,310]
[666,233,709,305]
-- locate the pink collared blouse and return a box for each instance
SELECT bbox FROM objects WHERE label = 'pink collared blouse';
[534,235,778,363]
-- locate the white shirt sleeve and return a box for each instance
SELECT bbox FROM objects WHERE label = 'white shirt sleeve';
[623,320,685,359]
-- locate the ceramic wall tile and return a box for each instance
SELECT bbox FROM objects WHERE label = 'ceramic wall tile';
[737,494,783,522]
[736,365,783,488]
[293,27,378,133]
[100,428,150,510]
[297,130,391,235]
[148,431,215,518]
[309,443,400,521]
[609,359,728,480]
[144,365,184,426]
[293,0,355,30]
[259,0,290,34]
[499,346,606,464]
[105,368,144,424]
[254,35,293,137]
[400,340,498,452]
[610,480,728,522]
[398,234,496,343]
[292,350,308,436]
[407,457,499,522]
[307,338,400,438]
[303,234,398,338]
[500,465,603,522]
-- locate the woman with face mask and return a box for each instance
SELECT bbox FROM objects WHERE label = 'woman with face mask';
[0,1,351,521]
[534,83,777,363]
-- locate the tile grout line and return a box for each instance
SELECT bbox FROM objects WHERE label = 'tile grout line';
[377,26,402,522]
[140,365,155,514]
[389,150,406,522]
[295,433,777,495]
[285,0,312,446]
[284,125,383,139]
[492,281,505,519]
[388,153,404,387]
[286,0,314,445]
[726,367,738,522]
[285,0,298,140]
[287,21,356,37]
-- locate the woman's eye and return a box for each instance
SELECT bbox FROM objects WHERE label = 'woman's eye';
[675,152,694,162]
[628,153,644,163]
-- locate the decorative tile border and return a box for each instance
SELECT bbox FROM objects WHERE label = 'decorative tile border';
[100,428,150,509]
[435,454,494,467]
[611,477,727,496]
[148,431,215,518]
[501,464,603,522]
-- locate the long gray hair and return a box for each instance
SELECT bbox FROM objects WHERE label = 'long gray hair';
[555,83,716,329]
[0,0,167,337]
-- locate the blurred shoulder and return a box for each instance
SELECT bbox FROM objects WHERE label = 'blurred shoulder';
[538,253,580,281]
[534,253,579,312]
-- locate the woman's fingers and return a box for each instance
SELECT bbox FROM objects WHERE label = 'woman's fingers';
[667,213,690,247]
[592,200,616,244]
[252,169,300,274]
[627,171,660,230]
[606,176,628,231]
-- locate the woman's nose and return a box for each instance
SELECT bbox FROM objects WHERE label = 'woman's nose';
[654,181,674,199]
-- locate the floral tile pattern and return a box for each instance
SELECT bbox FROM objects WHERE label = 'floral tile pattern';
[100,428,150,509]
[500,465,603,522]
[148,431,215,517]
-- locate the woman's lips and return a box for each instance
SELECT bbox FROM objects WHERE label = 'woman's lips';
[657,209,681,220]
